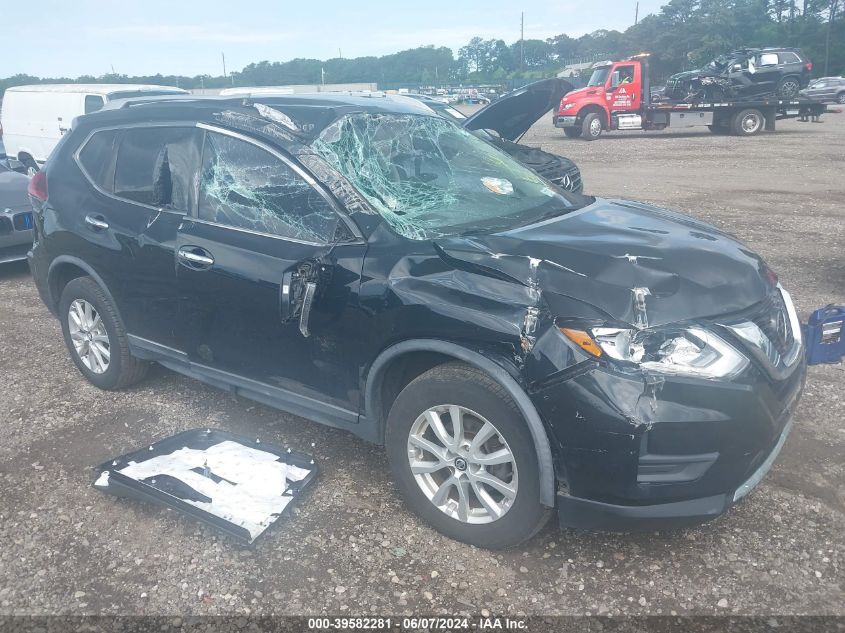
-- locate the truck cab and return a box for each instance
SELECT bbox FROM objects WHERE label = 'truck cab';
[554,59,645,140]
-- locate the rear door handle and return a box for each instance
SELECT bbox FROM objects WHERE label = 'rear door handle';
[177,246,214,269]
[84,214,109,231]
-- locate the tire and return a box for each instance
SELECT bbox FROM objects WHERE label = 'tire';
[776,77,801,99]
[385,362,550,549]
[731,108,765,136]
[581,112,603,140]
[59,276,149,390]
[837,92,845,105]
[563,127,582,138]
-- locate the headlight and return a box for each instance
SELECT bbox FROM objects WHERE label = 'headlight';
[562,326,749,379]
[560,102,576,110]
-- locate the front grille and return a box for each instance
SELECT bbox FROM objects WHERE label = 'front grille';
[13,212,33,231]
[750,292,794,356]
[0,216,12,235]
[547,165,583,193]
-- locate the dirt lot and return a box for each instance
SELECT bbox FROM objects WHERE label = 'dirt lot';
[0,110,843,618]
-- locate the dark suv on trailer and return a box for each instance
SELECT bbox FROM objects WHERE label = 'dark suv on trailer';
[27,94,805,548]
[665,47,812,101]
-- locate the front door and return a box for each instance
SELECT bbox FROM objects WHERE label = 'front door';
[607,64,639,113]
[175,127,366,416]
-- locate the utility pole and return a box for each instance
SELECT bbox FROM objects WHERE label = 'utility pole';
[339,47,342,59]
[221,52,227,78]
[520,12,525,71]
[635,1,639,25]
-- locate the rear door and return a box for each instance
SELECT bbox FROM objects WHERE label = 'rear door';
[75,123,203,348]
[175,126,366,414]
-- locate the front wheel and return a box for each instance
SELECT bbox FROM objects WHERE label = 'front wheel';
[563,127,582,138]
[837,92,845,105]
[385,362,549,549]
[59,277,150,390]
[581,112,603,140]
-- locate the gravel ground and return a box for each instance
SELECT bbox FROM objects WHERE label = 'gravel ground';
[0,109,843,618]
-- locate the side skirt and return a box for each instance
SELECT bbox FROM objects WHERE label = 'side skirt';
[127,334,378,443]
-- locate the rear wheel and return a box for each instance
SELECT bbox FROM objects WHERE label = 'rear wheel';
[776,76,801,99]
[59,277,149,390]
[563,127,582,138]
[837,92,845,105]
[385,362,549,549]
[731,108,765,136]
[581,112,603,141]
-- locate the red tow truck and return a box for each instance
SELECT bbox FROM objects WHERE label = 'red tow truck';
[553,54,827,140]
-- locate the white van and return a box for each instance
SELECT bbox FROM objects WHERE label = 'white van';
[1,84,188,174]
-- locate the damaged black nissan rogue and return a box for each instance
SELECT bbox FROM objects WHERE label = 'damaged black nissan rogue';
[27,94,805,548]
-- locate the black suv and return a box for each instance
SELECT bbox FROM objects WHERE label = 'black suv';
[665,48,812,101]
[27,94,805,548]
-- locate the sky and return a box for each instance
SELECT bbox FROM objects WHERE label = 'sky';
[0,0,666,78]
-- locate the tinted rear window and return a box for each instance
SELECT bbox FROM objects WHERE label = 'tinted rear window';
[778,52,801,64]
[78,129,120,192]
[114,127,202,211]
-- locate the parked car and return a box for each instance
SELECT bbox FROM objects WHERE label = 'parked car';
[28,94,805,548]
[407,79,583,194]
[799,76,845,104]
[0,162,33,263]
[665,48,812,101]
[1,84,189,175]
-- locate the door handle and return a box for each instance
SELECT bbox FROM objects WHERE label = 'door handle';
[177,246,214,269]
[84,214,109,231]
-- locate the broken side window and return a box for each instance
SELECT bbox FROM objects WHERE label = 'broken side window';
[198,131,339,243]
[113,127,203,211]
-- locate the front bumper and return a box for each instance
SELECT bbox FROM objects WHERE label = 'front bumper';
[553,115,577,128]
[556,417,794,531]
[0,207,33,263]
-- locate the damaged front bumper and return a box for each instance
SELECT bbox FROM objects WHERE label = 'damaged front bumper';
[531,355,805,531]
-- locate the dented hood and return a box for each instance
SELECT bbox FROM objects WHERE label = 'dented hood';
[463,78,574,141]
[434,199,772,327]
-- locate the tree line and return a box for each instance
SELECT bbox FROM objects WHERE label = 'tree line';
[1,0,842,96]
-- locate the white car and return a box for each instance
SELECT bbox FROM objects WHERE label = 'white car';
[1,84,188,174]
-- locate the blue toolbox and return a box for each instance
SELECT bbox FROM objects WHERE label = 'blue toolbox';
[804,305,845,365]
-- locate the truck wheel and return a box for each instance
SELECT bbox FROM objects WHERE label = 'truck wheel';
[776,77,801,99]
[731,109,764,136]
[563,127,582,138]
[385,362,549,549]
[581,113,603,140]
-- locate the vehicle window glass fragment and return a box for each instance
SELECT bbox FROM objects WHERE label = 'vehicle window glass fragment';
[78,129,120,192]
[198,131,338,243]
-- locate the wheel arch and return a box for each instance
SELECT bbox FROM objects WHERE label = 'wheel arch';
[364,339,556,507]
[577,104,608,128]
[47,256,120,320]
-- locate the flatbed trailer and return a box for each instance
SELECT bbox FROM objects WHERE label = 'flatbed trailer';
[552,55,828,139]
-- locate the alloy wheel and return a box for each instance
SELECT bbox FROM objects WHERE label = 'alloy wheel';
[407,404,518,524]
[589,118,602,136]
[742,113,762,134]
[68,299,110,374]
[838,93,845,104]
[779,79,799,98]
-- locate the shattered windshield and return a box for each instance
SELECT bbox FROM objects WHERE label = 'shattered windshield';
[311,113,579,240]
[588,67,611,87]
